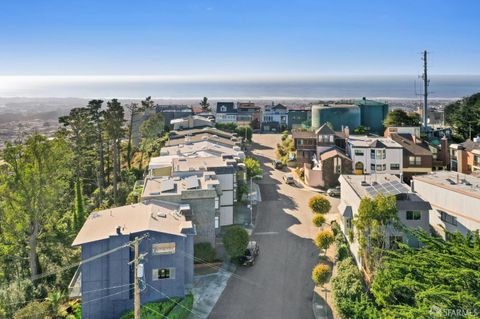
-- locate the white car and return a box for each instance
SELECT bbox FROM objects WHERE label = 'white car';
[283,173,294,184]
[327,186,341,197]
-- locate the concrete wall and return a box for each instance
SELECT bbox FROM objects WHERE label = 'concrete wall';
[80,231,193,319]
[413,178,480,237]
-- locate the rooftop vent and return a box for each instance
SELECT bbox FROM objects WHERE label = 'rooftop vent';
[361,181,370,186]
[157,212,167,218]
[446,178,456,185]
[116,226,122,235]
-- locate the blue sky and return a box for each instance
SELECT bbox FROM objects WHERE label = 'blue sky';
[0,0,479,76]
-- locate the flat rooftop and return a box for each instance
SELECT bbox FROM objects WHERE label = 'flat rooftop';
[413,171,480,198]
[348,136,402,148]
[342,174,410,198]
[142,172,219,198]
[165,133,237,147]
[160,140,244,159]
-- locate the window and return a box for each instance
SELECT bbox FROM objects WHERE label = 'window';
[389,236,403,249]
[370,149,375,159]
[440,211,457,226]
[354,150,364,156]
[406,211,421,220]
[153,268,175,280]
[409,156,422,166]
[329,135,334,143]
[376,164,383,171]
[383,164,386,171]
[371,163,375,171]
[376,149,385,159]
[215,196,219,209]
[390,163,400,170]
[334,157,341,174]
[152,243,176,255]
[215,216,220,229]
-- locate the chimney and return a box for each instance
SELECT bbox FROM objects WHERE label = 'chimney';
[116,226,122,235]
[440,136,450,167]
[344,126,350,138]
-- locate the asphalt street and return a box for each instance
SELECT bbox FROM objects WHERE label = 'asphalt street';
[210,134,339,319]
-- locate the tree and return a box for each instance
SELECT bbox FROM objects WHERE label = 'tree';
[72,180,86,232]
[104,99,125,206]
[139,113,165,169]
[444,92,480,139]
[0,134,73,279]
[308,195,331,214]
[140,96,155,111]
[222,226,249,258]
[315,230,334,254]
[312,214,326,227]
[125,103,139,170]
[200,97,210,112]
[244,157,263,179]
[235,126,252,142]
[86,99,106,203]
[353,125,370,134]
[384,109,420,127]
[194,242,216,264]
[312,263,330,287]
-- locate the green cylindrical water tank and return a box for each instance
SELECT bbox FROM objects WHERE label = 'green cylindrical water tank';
[311,104,361,131]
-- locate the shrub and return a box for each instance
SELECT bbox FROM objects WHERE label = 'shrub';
[194,242,216,264]
[335,232,346,245]
[235,126,253,142]
[120,299,178,319]
[348,229,355,242]
[13,301,50,319]
[331,221,341,236]
[315,230,334,253]
[308,195,331,214]
[312,214,326,227]
[336,244,350,261]
[244,157,263,179]
[222,226,249,258]
[312,263,330,286]
[167,294,194,319]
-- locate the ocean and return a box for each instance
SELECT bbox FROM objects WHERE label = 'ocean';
[0,75,479,100]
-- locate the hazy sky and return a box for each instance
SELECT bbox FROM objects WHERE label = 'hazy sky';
[0,0,479,76]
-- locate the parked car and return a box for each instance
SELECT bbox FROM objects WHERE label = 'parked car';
[283,173,295,184]
[327,186,341,197]
[273,160,283,169]
[240,241,260,266]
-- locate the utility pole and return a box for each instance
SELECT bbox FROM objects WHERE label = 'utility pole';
[133,237,140,319]
[422,50,429,130]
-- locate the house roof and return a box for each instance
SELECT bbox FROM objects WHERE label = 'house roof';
[272,103,287,110]
[169,127,234,140]
[315,123,336,135]
[389,133,432,156]
[72,200,193,246]
[165,133,236,147]
[348,136,402,148]
[216,102,237,113]
[319,148,351,161]
[292,130,316,139]
[460,139,480,152]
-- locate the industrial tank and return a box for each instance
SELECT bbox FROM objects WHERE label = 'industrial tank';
[311,104,361,131]
[357,98,389,134]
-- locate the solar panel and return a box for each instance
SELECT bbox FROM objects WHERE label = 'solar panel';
[161,179,175,192]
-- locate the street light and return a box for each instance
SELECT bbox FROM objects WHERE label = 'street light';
[249,174,263,227]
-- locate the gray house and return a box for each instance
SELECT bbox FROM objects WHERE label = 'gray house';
[72,200,195,319]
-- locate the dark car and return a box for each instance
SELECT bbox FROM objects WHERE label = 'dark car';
[240,241,260,266]
[273,160,283,169]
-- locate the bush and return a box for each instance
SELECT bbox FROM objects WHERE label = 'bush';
[312,263,330,286]
[312,214,326,227]
[348,229,355,242]
[331,221,341,236]
[194,242,216,264]
[235,126,253,142]
[167,294,194,319]
[308,195,331,214]
[336,244,350,261]
[222,226,249,258]
[13,301,50,319]
[120,299,178,319]
[331,257,372,318]
[244,157,263,179]
[315,230,334,253]
[335,232,346,245]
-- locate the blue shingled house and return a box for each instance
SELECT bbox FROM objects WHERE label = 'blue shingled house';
[72,200,195,319]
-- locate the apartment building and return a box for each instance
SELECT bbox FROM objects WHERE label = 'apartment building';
[450,138,480,174]
[412,171,480,238]
[141,172,221,245]
[339,174,431,269]
[347,136,403,176]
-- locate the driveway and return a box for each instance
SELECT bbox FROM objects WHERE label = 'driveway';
[209,134,339,319]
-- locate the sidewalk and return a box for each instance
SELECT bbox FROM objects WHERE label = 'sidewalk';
[191,262,236,319]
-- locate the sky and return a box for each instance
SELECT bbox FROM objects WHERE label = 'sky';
[0,0,479,77]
